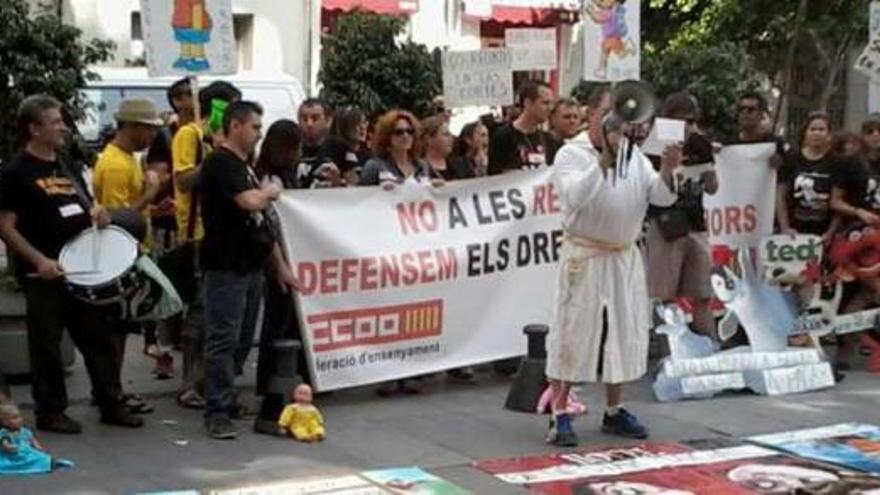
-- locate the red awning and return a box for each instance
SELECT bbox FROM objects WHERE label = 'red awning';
[322,0,419,15]
[473,2,580,26]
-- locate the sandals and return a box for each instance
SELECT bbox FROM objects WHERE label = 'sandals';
[177,390,206,410]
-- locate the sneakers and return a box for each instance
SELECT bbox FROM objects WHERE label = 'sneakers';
[546,413,579,447]
[205,415,238,440]
[602,408,648,439]
[36,413,82,434]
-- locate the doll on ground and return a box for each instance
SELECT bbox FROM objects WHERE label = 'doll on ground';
[0,403,73,475]
[278,384,325,442]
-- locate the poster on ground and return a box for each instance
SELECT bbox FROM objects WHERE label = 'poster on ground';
[582,0,640,81]
[750,423,880,475]
[276,170,563,391]
[703,143,777,250]
[475,438,880,494]
[442,48,514,108]
[140,0,236,77]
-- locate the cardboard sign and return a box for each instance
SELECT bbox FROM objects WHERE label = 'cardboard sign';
[442,48,514,108]
[505,28,557,71]
[761,234,823,285]
[140,0,236,77]
[582,0,641,81]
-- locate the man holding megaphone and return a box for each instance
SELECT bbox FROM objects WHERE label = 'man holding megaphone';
[544,81,680,447]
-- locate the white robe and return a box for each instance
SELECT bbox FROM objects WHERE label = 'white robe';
[546,135,677,384]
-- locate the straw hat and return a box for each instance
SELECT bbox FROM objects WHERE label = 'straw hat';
[115,98,163,127]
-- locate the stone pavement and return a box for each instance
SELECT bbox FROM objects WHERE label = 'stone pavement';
[1,341,879,494]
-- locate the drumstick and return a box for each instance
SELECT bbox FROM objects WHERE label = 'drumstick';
[91,226,100,271]
[26,270,99,279]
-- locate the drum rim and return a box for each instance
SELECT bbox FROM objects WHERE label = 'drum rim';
[59,225,139,286]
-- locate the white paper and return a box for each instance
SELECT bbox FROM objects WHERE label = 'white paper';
[656,118,685,142]
[505,28,557,71]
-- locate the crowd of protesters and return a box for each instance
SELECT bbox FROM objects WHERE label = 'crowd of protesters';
[1,74,879,443]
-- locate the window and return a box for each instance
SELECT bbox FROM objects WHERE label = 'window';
[233,14,254,71]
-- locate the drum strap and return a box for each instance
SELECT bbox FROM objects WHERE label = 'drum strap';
[58,160,94,211]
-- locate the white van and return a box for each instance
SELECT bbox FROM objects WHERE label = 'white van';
[80,67,307,145]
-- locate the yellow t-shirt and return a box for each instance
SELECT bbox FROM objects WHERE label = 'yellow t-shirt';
[171,122,205,241]
[93,142,152,251]
[94,142,142,209]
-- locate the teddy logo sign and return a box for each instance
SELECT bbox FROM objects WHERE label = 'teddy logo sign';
[761,235,823,286]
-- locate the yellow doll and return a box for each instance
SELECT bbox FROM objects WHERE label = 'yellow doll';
[278,384,325,442]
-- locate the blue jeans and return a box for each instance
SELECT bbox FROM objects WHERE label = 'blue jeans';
[203,269,264,418]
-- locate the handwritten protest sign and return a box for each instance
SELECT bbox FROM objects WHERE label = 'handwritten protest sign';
[140,0,236,77]
[505,28,557,71]
[442,48,514,108]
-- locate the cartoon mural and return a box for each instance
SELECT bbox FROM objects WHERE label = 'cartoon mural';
[583,0,640,81]
[172,0,214,72]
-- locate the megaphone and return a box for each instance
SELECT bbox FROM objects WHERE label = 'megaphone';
[610,80,656,124]
[605,80,657,184]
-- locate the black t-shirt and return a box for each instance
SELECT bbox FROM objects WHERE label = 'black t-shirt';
[444,155,477,181]
[546,134,565,166]
[834,157,880,212]
[0,152,92,276]
[200,147,275,273]
[648,133,715,232]
[319,136,368,174]
[779,150,850,235]
[488,124,552,175]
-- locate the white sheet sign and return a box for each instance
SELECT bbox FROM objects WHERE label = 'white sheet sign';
[703,143,777,248]
[140,0,236,77]
[442,48,514,108]
[582,0,640,81]
[276,170,564,391]
[506,28,557,71]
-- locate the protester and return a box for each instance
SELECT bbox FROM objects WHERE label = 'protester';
[428,95,452,125]
[777,111,846,240]
[296,98,341,188]
[252,119,312,435]
[0,95,143,432]
[488,81,554,175]
[452,121,489,177]
[169,80,241,410]
[200,101,300,439]
[547,98,582,164]
[320,105,369,186]
[577,85,612,148]
[829,115,880,370]
[545,110,679,447]
[833,131,863,159]
[360,110,439,188]
[861,113,880,164]
[645,92,718,340]
[420,116,472,181]
[92,98,166,414]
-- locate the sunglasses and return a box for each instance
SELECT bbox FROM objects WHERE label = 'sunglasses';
[865,127,880,135]
[738,105,760,114]
[394,128,415,136]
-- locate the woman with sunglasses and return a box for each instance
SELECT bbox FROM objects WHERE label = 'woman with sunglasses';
[360,110,440,188]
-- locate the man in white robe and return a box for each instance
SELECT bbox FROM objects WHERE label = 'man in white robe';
[545,114,679,446]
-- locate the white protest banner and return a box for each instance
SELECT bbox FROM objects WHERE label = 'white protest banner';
[703,143,777,248]
[506,28,557,71]
[442,48,514,108]
[582,0,640,81]
[140,0,236,77]
[276,170,563,391]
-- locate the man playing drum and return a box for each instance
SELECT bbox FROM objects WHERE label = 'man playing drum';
[544,111,680,447]
[0,95,143,433]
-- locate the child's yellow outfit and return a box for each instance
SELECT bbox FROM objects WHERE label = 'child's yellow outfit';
[278,404,325,441]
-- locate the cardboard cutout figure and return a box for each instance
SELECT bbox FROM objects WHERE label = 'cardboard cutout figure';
[172,0,213,71]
